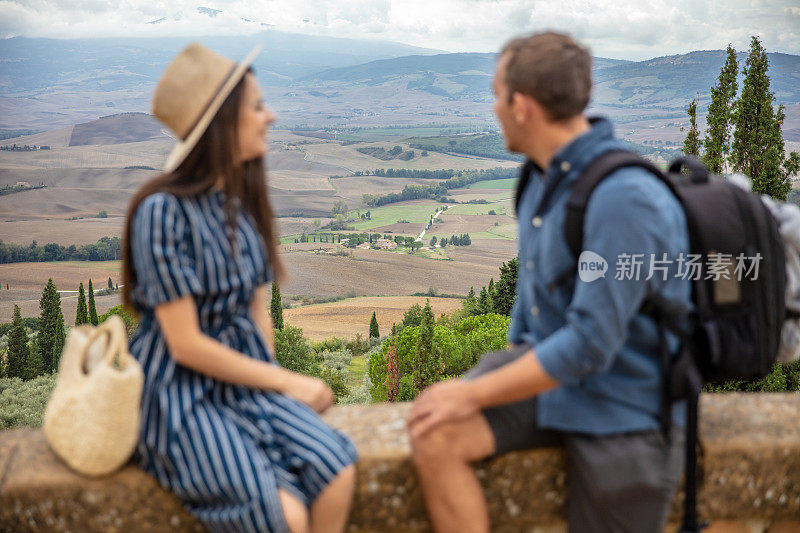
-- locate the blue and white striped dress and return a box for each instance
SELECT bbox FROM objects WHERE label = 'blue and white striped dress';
[128,190,358,533]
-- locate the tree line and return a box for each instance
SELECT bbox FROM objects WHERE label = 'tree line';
[1,277,117,380]
[683,36,799,200]
[0,236,122,264]
[362,167,515,207]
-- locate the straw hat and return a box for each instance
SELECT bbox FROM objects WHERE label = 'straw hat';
[152,42,262,173]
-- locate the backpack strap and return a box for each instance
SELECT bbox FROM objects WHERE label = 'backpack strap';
[514,159,543,215]
[564,149,667,259]
[544,150,670,291]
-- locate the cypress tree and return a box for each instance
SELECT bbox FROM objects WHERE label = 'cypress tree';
[23,344,44,381]
[462,286,478,316]
[682,96,702,157]
[38,278,64,373]
[414,300,440,391]
[477,286,491,315]
[487,278,496,312]
[369,311,380,339]
[76,282,88,325]
[53,307,65,371]
[493,257,519,316]
[108,277,114,290]
[270,282,284,331]
[702,45,738,173]
[731,36,797,200]
[87,279,98,326]
[6,305,29,379]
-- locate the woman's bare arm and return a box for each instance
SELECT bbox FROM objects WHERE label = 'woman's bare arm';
[155,295,333,412]
[249,284,275,351]
[155,296,292,391]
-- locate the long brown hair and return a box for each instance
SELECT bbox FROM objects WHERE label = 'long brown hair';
[122,68,284,308]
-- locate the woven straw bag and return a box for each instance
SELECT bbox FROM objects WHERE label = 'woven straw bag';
[43,315,144,476]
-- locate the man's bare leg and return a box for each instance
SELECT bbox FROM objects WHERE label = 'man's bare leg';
[410,413,496,533]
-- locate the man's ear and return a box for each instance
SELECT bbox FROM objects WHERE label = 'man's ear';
[511,92,541,125]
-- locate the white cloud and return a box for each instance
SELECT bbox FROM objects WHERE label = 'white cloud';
[1,0,798,59]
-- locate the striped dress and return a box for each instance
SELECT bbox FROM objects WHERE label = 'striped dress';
[128,190,358,533]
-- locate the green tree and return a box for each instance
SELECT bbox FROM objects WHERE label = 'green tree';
[462,286,478,317]
[402,304,423,328]
[682,96,702,157]
[369,311,380,339]
[477,286,492,315]
[270,282,284,331]
[37,278,64,373]
[75,282,88,326]
[487,278,496,311]
[87,279,98,326]
[702,45,738,173]
[493,257,518,316]
[731,36,797,200]
[273,325,316,374]
[331,200,349,216]
[107,277,113,290]
[414,300,440,391]
[53,307,65,371]
[6,305,29,379]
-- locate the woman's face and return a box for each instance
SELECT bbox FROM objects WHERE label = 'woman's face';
[237,73,275,163]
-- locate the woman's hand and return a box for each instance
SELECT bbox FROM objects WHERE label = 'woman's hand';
[281,373,335,413]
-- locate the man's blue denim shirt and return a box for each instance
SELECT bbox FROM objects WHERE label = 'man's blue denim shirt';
[509,117,691,434]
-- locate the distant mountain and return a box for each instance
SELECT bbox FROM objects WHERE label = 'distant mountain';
[0,31,444,94]
[303,53,632,99]
[68,112,167,146]
[593,50,800,108]
[301,50,800,109]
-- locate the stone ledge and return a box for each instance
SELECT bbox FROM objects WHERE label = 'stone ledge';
[1,393,799,532]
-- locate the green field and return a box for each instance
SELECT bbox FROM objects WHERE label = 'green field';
[337,125,487,142]
[53,260,121,271]
[468,178,518,190]
[347,204,442,230]
[446,203,506,215]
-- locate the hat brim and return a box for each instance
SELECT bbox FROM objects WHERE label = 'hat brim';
[163,44,263,173]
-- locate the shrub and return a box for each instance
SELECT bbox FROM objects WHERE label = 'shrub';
[274,325,318,375]
[0,374,57,429]
[321,349,353,373]
[368,312,510,401]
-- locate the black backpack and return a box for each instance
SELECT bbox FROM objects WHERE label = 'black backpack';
[515,151,787,532]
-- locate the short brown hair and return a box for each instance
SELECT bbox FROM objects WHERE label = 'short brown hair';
[501,32,592,120]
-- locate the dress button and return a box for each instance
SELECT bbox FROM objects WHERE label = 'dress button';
[560,161,571,173]
[526,260,534,270]
[532,216,543,227]
[530,305,539,316]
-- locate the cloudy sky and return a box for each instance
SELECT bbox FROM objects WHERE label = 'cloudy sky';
[1,0,799,60]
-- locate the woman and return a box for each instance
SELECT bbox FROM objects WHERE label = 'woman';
[122,43,358,533]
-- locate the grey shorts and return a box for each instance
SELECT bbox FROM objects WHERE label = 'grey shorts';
[464,346,685,533]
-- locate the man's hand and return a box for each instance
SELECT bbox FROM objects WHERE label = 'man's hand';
[407,379,479,440]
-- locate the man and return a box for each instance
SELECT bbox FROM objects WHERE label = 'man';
[407,32,690,532]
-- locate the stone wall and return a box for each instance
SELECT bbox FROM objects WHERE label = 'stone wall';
[1,393,799,532]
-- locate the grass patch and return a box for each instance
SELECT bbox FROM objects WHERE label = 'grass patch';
[347,355,368,388]
[468,177,518,189]
[347,204,442,230]
[52,260,121,271]
[446,203,506,215]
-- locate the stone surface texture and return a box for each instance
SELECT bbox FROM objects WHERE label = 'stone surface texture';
[1,393,798,532]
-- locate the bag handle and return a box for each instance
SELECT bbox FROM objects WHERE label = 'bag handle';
[668,156,709,183]
[75,317,127,376]
[99,315,129,368]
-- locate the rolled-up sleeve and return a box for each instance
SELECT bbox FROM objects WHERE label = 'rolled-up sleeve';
[534,171,676,384]
[131,193,203,308]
